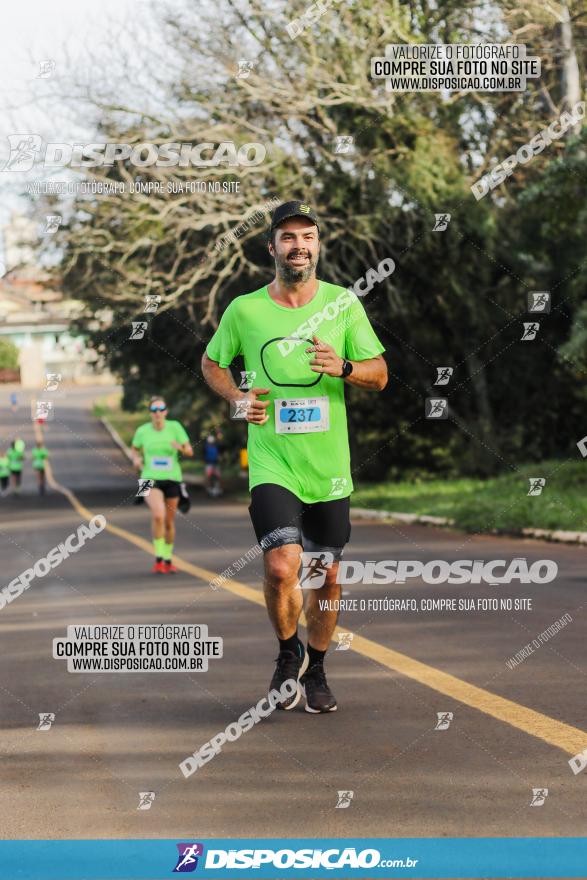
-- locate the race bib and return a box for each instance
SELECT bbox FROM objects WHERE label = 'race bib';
[274,397,329,434]
[150,455,172,471]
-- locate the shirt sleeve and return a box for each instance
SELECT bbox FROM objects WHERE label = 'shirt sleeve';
[175,422,189,445]
[131,425,144,449]
[344,294,386,361]
[205,300,242,368]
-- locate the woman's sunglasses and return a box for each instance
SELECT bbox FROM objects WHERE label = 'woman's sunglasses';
[149,405,167,413]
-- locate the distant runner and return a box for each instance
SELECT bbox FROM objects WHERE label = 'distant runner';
[31,441,49,495]
[0,450,10,496]
[202,200,387,713]
[130,396,193,574]
[8,438,25,495]
[10,392,18,413]
[203,433,223,497]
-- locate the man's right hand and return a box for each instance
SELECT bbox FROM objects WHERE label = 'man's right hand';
[237,388,270,425]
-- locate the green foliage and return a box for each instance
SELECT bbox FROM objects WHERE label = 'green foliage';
[0,339,19,371]
[40,0,586,479]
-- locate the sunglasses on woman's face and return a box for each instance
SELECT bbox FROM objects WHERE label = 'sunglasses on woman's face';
[149,405,167,413]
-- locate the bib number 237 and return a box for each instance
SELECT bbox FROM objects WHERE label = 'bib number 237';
[274,397,330,434]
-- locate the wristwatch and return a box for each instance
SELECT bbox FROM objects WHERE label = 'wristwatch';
[340,359,353,379]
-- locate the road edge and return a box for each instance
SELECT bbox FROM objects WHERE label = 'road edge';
[350,507,587,546]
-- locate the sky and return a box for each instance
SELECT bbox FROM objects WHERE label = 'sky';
[0,0,160,239]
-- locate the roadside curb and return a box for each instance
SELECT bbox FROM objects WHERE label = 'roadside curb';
[99,414,202,487]
[350,507,587,547]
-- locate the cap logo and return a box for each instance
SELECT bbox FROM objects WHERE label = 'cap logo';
[299,204,311,213]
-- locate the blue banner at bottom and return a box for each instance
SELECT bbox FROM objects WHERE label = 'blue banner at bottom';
[0,838,586,879]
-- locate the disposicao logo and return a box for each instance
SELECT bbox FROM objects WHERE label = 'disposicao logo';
[173,843,204,872]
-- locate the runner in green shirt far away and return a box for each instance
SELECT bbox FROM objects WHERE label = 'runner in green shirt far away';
[32,441,49,495]
[8,438,25,495]
[130,396,194,574]
[0,450,10,496]
[202,200,388,714]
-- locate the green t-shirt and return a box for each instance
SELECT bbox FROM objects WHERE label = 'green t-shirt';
[0,456,9,478]
[32,447,48,470]
[7,447,24,472]
[131,420,189,482]
[205,281,385,503]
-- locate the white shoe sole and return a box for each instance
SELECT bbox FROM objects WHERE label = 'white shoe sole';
[281,649,309,711]
[301,683,338,713]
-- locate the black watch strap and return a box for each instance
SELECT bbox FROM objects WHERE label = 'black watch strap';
[340,359,353,378]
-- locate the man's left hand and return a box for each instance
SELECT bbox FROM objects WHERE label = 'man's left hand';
[306,336,344,377]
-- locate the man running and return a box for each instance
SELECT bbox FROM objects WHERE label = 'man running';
[202,201,387,713]
[31,440,49,495]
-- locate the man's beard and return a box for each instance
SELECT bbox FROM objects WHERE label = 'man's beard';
[275,250,318,284]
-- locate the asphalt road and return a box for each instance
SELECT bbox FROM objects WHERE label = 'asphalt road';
[1,385,586,851]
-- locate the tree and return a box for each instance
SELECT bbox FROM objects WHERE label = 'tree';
[36,0,586,476]
[0,339,19,371]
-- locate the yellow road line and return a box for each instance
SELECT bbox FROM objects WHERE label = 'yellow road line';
[45,464,587,758]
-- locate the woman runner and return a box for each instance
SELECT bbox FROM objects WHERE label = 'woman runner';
[130,396,193,573]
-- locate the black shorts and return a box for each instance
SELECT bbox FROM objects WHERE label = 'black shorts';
[152,479,181,499]
[249,483,351,560]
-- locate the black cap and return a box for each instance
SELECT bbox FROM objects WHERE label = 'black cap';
[270,200,320,234]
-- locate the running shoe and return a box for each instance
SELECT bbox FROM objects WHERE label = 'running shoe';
[269,643,308,710]
[152,561,166,574]
[164,561,178,574]
[301,663,338,713]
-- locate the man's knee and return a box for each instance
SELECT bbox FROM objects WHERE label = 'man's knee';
[265,546,301,586]
[322,565,341,590]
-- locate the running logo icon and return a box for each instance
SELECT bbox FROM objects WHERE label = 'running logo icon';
[433,213,451,231]
[43,215,62,234]
[329,477,348,497]
[45,373,62,391]
[236,59,256,78]
[35,401,54,421]
[530,788,548,806]
[173,843,204,872]
[528,292,551,313]
[137,479,155,497]
[143,294,161,314]
[129,322,148,340]
[336,632,354,651]
[521,322,539,341]
[333,135,354,154]
[434,367,453,386]
[426,398,448,419]
[137,792,155,810]
[335,790,354,809]
[238,371,256,390]
[230,399,251,420]
[37,712,55,731]
[2,134,42,171]
[36,60,56,78]
[527,478,545,496]
[435,711,453,730]
[298,551,334,589]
